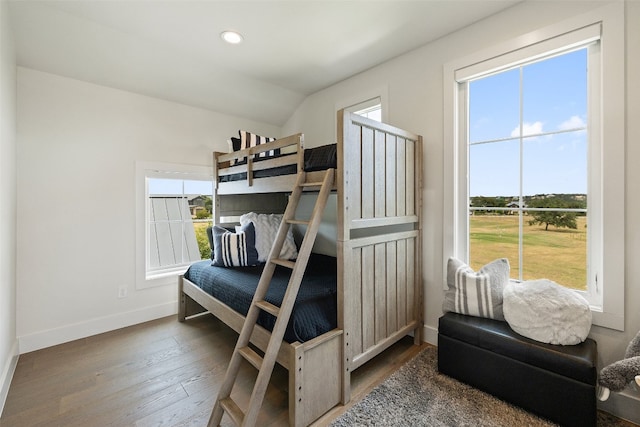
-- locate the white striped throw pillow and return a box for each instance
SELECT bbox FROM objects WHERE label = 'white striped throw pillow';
[443,257,510,320]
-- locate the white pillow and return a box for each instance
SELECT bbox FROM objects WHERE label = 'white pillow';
[239,212,298,262]
[503,279,592,345]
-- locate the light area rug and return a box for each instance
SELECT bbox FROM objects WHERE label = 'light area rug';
[330,346,632,427]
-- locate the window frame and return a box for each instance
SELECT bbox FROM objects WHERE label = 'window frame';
[135,161,213,290]
[349,98,383,121]
[466,46,594,289]
[443,3,625,330]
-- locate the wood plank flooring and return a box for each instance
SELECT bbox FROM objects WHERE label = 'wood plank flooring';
[0,314,425,427]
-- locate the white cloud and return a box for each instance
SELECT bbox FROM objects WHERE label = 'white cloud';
[510,121,544,138]
[559,115,586,131]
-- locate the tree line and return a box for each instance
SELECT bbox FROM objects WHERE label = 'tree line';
[471,194,586,231]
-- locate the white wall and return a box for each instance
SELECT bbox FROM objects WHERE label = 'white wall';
[16,68,281,352]
[0,0,18,413]
[284,0,640,399]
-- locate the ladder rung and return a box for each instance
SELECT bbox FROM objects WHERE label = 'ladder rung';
[220,397,244,425]
[271,258,296,269]
[286,219,310,225]
[300,181,323,187]
[255,300,280,318]
[238,346,263,370]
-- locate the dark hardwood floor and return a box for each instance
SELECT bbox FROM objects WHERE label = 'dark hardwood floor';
[0,314,425,427]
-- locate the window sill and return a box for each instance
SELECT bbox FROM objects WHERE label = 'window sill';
[138,266,190,290]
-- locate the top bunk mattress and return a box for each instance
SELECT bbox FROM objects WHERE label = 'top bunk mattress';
[219,143,337,183]
[303,143,337,172]
[183,253,337,343]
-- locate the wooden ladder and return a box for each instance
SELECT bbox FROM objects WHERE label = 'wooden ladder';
[209,168,335,427]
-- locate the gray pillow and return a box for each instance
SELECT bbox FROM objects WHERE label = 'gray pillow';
[443,257,510,320]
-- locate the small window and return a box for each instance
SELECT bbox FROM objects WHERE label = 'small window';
[353,104,382,121]
[347,97,382,122]
[147,178,213,277]
[136,162,213,289]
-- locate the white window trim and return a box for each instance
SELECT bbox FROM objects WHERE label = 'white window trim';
[443,3,625,330]
[135,161,213,290]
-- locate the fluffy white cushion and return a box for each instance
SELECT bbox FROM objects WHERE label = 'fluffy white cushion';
[443,257,510,321]
[503,279,592,345]
[240,212,298,262]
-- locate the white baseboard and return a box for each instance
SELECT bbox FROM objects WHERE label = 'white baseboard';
[0,340,19,417]
[18,301,178,354]
[423,324,438,346]
[598,386,640,425]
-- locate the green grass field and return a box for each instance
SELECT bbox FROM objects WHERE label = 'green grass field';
[194,221,212,260]
[195,216,587,290]
[469,215,587,290]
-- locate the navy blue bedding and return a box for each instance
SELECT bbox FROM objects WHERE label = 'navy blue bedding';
[183,253,337,343]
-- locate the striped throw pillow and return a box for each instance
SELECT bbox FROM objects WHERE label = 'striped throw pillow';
[443,257,510,320]
[212,222,259,267]
[233,130,279,165]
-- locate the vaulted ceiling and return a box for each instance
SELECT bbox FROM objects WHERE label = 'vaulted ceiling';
[8,0,520,125]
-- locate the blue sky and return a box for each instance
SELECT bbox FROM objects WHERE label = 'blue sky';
[468,48,588,197]
[148,178,213,196]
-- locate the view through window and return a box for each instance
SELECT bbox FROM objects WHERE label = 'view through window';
[467,48,589,290]
[146,177,213,278]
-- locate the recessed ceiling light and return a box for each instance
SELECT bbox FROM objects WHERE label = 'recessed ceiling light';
[221,30,243,45]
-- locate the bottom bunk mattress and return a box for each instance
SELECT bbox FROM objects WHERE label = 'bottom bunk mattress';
[183,253,338,343]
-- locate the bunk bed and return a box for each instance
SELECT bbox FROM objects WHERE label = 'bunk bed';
[178,110,423,426]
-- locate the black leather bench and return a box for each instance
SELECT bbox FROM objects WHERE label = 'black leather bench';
[438,312,598,427]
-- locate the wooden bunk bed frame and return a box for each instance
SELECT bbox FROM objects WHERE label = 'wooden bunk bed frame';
[178,110,423,426]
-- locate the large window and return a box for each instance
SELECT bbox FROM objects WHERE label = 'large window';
[136,162,213,289]
[444,4,624,330]
[467,48,590,291]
